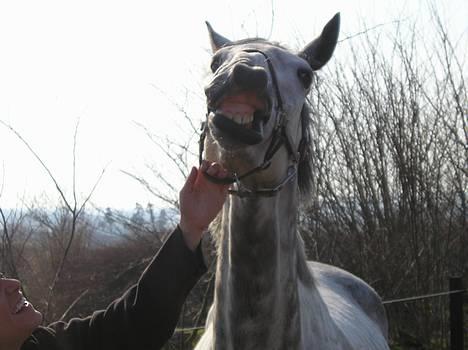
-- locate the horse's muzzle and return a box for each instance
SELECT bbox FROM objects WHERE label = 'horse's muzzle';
[232,63,268,92]
[204,54,275,147]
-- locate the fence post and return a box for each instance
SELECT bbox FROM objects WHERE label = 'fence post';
[449,277,464,350]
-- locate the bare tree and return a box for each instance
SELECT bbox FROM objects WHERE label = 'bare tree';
[0,119,106,322]
[300,9,466,348]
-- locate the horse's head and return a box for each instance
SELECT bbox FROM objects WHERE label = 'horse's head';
[203,14,340,193]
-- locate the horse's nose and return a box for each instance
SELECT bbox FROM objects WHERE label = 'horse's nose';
[232,63,267,91]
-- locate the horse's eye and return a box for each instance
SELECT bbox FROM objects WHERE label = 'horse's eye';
[297,69,313,89]
[210,57,222,72]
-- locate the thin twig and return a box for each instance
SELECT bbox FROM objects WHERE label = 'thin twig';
[72,118,81,211]
[58,288,89,322]
[267,0,275,40]
[120,170,179,209]
[77,166,107,217]
[339,18,409,43]
[0,120,73,213]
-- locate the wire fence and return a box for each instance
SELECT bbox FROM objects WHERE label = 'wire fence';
[383,277,466,350]
[175,278,466,350]
[382,289,467,305]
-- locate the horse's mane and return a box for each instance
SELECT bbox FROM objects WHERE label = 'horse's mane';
[298,104,314,196]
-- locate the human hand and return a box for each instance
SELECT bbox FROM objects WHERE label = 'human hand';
[179,161,230,251]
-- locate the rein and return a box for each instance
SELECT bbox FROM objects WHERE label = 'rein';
[199,48,304,197]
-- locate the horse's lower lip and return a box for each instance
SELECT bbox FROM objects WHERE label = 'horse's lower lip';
[210,111,264,145]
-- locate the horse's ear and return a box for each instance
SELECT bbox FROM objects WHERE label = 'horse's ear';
[206,21,232,53]
[299,13,340,70]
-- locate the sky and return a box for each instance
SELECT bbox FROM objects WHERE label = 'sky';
[0,0,466,210]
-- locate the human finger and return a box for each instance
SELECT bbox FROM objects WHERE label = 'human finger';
[200,160,210,172]
[181,167,197,193]
[206,162,222,177]
[218,168,229,178]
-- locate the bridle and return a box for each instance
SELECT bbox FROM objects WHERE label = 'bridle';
[199,48,308,198]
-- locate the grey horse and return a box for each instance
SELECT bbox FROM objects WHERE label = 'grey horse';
[195,13,389,350]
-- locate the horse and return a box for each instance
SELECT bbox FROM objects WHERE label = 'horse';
[195,13,389,350]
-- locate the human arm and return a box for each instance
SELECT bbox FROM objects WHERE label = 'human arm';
[179,160,229,250]
[23,162,229,350]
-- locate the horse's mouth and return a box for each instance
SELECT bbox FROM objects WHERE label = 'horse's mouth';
[208,91,270,145]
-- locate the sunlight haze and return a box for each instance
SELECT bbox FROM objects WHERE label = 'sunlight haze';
[0,0,466,209]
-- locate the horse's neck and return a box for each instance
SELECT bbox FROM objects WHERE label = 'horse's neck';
[213,182,304,349]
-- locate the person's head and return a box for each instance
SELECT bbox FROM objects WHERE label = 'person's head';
[0,273,42,349]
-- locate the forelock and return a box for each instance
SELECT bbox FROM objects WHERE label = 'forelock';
[224,38,289,51]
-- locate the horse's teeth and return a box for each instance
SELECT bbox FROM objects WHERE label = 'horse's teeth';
[216,110,254,126]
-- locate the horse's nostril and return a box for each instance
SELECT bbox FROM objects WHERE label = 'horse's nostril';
[232,64,267,91]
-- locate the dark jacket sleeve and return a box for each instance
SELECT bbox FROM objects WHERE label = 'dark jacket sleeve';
[22,226,207,350]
